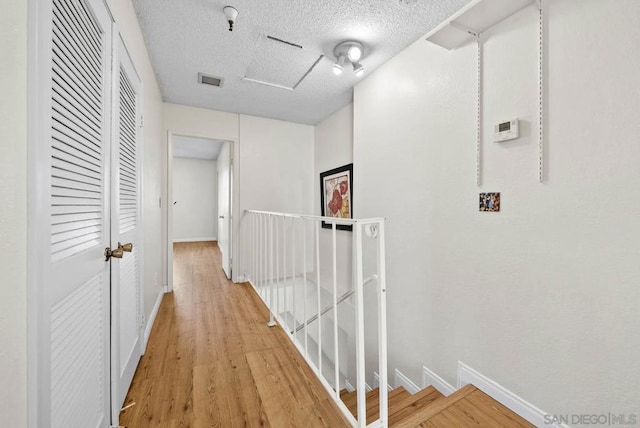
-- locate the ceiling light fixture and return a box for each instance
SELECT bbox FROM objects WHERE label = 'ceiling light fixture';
[352,62,364,77]
[223,6,238,32]
[333,41,366,77]
[347,45,362,62]
[333,55,346,75]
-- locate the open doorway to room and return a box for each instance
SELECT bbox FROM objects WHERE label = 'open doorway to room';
[167,134,234,289]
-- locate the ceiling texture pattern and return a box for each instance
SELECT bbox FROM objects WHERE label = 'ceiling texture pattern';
[132,0,470,125]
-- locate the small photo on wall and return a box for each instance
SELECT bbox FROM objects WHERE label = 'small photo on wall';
[479,192,500,212]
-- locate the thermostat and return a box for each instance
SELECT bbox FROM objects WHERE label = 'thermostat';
[494,119,519,142]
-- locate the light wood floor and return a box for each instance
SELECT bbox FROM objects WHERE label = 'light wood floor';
[120,241,350,428]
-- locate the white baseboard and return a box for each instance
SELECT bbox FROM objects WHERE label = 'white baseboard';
[349,379,372,392]
[394,369,420,394]
[172,237,216,243]
[422,365,456,396]
[143,288,165,352]
[373,371,393,392]
[344,379,355,393]
[457,362,569,428]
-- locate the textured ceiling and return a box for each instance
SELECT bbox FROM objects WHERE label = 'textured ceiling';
[132,0,470,124]
[173,135,225,160]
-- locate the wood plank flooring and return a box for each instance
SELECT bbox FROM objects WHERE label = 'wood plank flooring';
[119,242,350,428]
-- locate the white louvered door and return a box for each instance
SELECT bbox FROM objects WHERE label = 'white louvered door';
[41,0,113,426]
[110,35,143,423]
[37,0,146,426]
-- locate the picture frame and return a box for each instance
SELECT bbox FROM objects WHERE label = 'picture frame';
[479,192,500,212]
[320,163,353,231]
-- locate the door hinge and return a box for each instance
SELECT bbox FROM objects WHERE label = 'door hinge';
[140,114,144,128]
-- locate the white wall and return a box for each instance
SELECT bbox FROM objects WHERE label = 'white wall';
[110,0,165,331]
[354,0,640,416]
[172,157,217,242]
[314,104,358,384]
[1,0,27,425]
[238,114,315,279]
[314,104,354,294]
[239,114,314,215]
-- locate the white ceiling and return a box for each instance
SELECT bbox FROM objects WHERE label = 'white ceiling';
[173,135,225,160]
[132,0,470,125]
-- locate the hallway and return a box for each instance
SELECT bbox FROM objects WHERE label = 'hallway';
[120,242,349,427]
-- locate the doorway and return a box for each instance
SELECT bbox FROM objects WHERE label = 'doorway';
[167,134,235,289]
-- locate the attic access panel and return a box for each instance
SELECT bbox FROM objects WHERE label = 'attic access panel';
[244,34,323,90]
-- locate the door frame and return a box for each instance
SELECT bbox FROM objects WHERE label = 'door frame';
[167,132,239,291]
[27,0,44,425]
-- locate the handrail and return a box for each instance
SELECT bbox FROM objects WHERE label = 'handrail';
[246,209,385,226]
[295,275,378,333]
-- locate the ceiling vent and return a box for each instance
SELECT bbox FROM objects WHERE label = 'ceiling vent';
[198,73,224,88]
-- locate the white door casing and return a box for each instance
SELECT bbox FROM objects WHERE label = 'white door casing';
[110,33,143,423]
[36,0,114,426]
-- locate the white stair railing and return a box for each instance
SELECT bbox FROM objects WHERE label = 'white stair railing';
[245,210,388,428]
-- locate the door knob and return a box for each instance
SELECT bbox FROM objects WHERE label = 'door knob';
[118,242,133,252]
[105,246,124,261]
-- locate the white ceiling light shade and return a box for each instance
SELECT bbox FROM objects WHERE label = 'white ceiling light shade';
[333,54,346,75]
[347,45,362,62]
[223,6,238,31]
[352,62,364,77]
[333,41,366,77]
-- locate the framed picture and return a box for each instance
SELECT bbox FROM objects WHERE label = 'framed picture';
[320,163,353,231]
[479,192,500,212]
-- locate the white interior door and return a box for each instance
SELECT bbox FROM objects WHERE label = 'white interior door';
[218,142,232,278]
[39,0,113,426]
[110,34,143,422]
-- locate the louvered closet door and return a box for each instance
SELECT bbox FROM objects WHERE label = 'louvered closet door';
[45,0,113,426]
[110,35,143,422]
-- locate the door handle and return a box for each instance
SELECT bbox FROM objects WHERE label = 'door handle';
[219,216,225,219]
[105,246,124,261]
[118,242,133,252]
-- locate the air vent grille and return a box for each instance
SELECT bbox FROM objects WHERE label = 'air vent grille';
[198,73,224,87]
